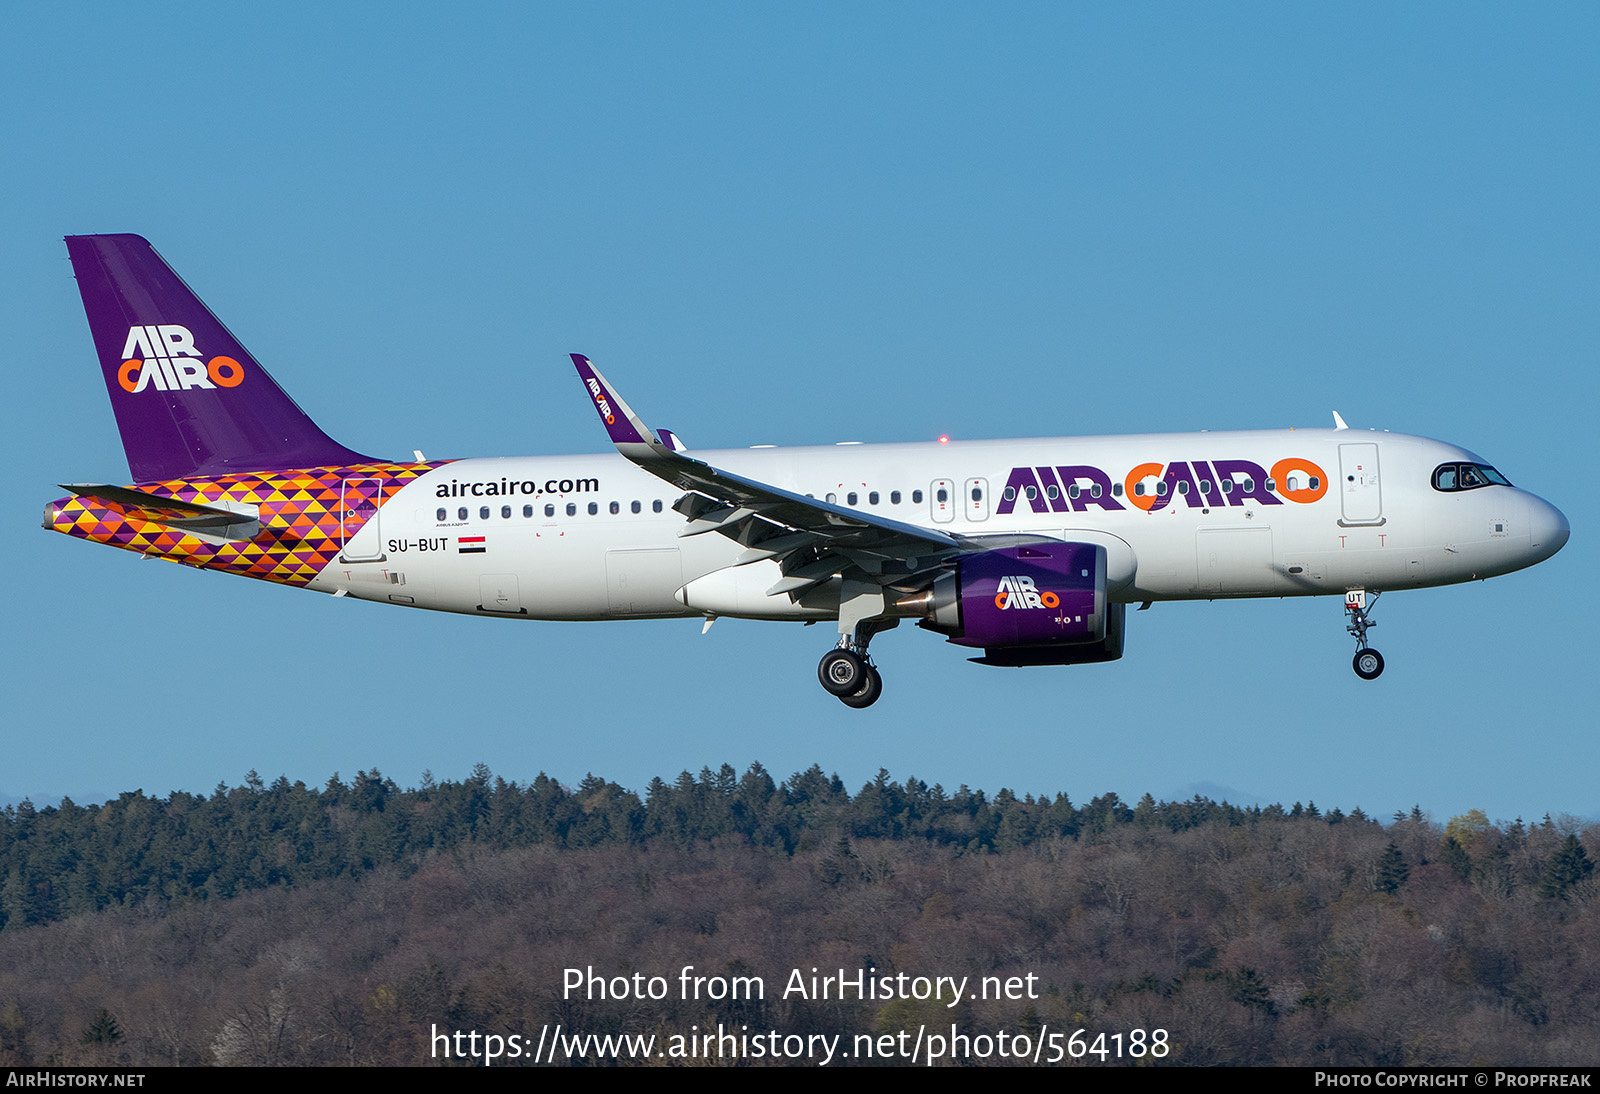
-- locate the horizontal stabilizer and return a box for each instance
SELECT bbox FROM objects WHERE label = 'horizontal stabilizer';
[60,483,261,541]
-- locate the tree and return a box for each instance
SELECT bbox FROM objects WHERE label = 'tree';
[1376,843,1409,894]
[81,1009,122,1045]
[1539,834,1593,901]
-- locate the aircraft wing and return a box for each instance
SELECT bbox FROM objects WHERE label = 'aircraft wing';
[571,355,965,596]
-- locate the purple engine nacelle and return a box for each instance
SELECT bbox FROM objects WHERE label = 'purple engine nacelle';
[916,543,1126,666]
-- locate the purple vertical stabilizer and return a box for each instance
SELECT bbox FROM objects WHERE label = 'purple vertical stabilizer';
[66,234,372,482]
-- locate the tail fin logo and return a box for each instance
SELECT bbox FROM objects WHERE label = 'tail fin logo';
[117,325,244,394]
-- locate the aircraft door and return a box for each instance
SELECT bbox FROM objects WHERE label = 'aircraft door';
[479,575,523,613]
[605,548,684,616]
[964,477,990,522]
[1196,527,1276,595]
[340,477,384,562]
[930,479,955,524]
[1338,444,1383,525]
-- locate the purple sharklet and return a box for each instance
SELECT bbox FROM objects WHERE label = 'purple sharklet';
[570,354,656,447]
[66,234,372,482]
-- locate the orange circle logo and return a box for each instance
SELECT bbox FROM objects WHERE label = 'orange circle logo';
[1124,462,1163,511]
[208,356,244,387]
[1271,457,1328,504]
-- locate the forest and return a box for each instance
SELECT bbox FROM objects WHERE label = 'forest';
[0,764,1594,1066]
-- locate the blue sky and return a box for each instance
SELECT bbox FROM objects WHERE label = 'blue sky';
[2,3,1595,824]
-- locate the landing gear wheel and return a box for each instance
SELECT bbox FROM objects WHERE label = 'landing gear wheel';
[819,649,868,696]
[838,666,883,708]
[1353,648,1385,680]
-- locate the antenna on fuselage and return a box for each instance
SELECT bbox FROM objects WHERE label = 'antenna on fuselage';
[1332,411,1350,430]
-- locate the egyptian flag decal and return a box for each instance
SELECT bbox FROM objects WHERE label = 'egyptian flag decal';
[457,536,486,554]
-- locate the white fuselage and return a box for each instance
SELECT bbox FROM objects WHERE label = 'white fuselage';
[311,428,1567,621]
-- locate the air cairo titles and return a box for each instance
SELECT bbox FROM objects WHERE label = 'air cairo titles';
[563,966,1039,1007]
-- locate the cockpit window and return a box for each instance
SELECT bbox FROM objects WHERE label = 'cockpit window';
[1432,462,1512,492]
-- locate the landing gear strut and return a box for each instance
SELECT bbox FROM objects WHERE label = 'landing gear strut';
[818,621,886,708]
[1345,590,1384,680]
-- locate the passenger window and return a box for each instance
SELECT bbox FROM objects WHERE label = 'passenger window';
[1023,485,1037,502]
[1046,485,1059,500]
[545,504,555,517]
[479,506,490,519]
[501,505,511,519]
[587,502,598,515]
[1157,482,1169,497]
[890,490,901,505]
[566,503,576,516]
[610,501,620,515]
[523,504,533,517]
[1287,475,1301,492]
[1090,484,1102,498]
[458,507,468,521]
[1177,482,1189,495]
[970,486,982,502]
[631,500,641,514]
[1266,479,1276,492]
[652,500,663,513]
[847,492,858,506]
[436,508,446,521]
[1112,483,1123,496]
[913,490,923,503]
[1308,476,1320,491]
[869,491,879,505]
[1068,485,1080,499]
[1003,486,1017,502]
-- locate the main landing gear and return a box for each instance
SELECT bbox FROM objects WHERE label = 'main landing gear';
[1345,590,1384,680]
[818,648,882,708]
[818,620,887,708]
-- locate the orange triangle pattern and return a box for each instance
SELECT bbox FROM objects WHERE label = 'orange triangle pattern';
[50,462,444,588]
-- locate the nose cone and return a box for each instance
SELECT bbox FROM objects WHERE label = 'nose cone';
[1527,493,1570,564]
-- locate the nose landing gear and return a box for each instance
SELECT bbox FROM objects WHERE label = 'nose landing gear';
[1345,590,1384,680]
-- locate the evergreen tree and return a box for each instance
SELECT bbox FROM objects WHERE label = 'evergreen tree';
[1439,835,1472,880]
[1539,834,1593,901]
[1376,842,1409,894]
[81,1009,122,1045]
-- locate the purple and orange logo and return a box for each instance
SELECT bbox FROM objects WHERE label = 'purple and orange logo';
[997,457,1329,516]
[993,574,1060,611]
[584,376,616,424]
[116,324,244,394]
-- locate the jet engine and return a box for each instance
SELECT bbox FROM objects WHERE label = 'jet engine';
[909,543,1126,666]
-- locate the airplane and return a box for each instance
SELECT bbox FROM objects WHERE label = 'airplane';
[46,234,1570,708]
